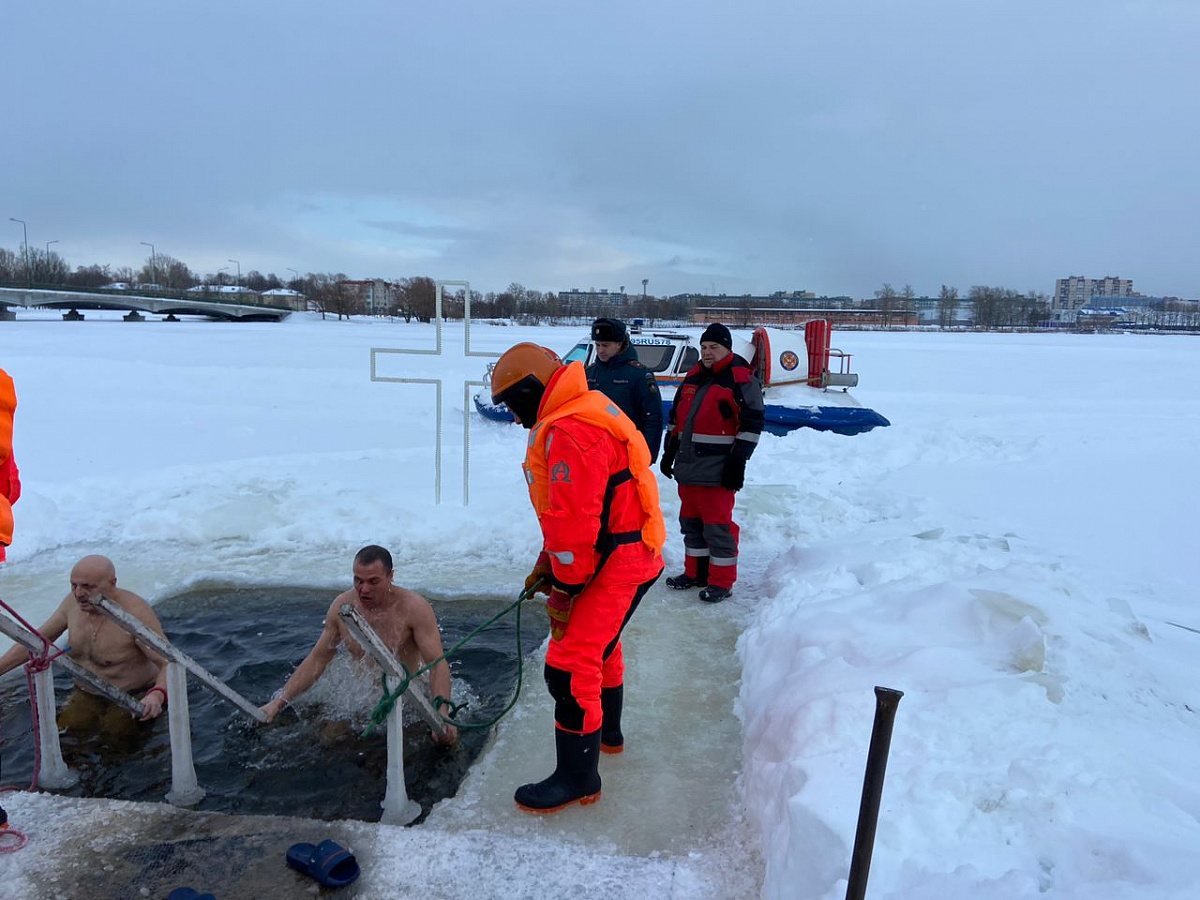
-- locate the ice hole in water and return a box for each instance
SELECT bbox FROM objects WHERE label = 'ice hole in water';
[0,585,546,824]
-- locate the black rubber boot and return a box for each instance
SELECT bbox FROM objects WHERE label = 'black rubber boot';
[600,685,624,754]
[514,729,603,813]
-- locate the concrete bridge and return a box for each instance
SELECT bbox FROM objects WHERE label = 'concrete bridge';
[0,286,292,322]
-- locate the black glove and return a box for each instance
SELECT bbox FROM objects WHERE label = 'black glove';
[659,436,678,479]
[721,456,746,492]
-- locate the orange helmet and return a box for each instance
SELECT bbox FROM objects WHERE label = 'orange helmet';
[491,343,562,427]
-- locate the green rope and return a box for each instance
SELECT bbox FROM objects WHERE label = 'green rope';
[360,581,541,738]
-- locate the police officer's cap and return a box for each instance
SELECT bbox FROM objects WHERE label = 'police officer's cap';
[591,317,627,343]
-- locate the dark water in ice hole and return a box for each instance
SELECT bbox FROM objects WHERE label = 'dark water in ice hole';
[0,586,548,823]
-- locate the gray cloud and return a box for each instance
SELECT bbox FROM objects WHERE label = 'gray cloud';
[3,0,1197,297]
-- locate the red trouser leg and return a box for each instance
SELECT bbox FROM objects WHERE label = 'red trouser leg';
[679,484,738,589]
[544,552,661,733]
[677,486,709,579]
[601,642,623,690]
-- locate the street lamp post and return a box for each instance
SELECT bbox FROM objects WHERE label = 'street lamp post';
[9,218,30,287]
[228,259,241,290]
[286,267,301,311]
[45,240,59,282]
[141,242,158,288]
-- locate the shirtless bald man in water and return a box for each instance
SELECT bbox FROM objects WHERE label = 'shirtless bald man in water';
[259,545,458,745]
[0,555,169,722]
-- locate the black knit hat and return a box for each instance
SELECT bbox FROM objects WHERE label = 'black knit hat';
[700,322,733,350]
[591,317,627,343]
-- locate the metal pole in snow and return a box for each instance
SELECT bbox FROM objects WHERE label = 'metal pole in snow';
[845,686,904,900]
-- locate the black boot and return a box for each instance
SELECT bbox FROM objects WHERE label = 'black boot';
[666,557,709,590]
[600,685,624,754]
[514,729,602,813]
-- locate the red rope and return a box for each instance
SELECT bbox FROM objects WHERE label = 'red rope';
[0,824,28,853]
[0,598,75,852]
[0,597,70,793]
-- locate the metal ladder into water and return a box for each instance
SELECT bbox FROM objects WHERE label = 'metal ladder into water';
[0,596,445,825]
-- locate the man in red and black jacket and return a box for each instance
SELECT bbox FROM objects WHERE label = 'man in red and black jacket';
[659,323,764,602]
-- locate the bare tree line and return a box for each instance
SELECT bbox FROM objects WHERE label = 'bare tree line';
[3,243,1195,329]
[0,246,684,323]
[0,245,289,292]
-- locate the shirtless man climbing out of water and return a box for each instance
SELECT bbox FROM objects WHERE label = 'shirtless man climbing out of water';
[259,544,458,745]
[0,555,169,723]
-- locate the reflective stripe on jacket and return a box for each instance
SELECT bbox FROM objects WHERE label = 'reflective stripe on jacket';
[524,362,666,587]
[667,353,765,486]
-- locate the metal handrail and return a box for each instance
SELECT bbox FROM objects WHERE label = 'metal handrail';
[337,604,446,737]
[89,591,271,806]
[338,603,447,824]
[0,607,145,791]
[94,595,266,723]
[0,611,144,716]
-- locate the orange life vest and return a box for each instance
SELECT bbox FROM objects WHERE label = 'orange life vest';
[524,362,666,558]
[0,368,16,546]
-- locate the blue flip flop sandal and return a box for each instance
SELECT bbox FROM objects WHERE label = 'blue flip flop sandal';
[286,839,361,888]
[168,890,216,900]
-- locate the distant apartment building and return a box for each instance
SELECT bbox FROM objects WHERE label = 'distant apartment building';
[1053,275,1134,311]
[339,279,397,315]
[558,288,626,315]
[675,290,819,306]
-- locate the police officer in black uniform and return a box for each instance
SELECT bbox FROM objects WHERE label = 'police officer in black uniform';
[585,317,664,462]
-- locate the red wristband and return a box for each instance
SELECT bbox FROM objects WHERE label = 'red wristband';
[144,686,167,704]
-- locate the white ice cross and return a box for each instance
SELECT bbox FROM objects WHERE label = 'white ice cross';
[369,280,500,505]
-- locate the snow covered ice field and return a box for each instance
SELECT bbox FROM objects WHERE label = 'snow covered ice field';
[1,314,1198,899]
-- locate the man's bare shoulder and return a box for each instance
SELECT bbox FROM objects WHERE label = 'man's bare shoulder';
[391,586,438,625]
[393,585,433,609]
[326,588,359,618]
[108,588,170,636]
[108,587,158,619]
[111,586,149,609]
[43,595,75,631]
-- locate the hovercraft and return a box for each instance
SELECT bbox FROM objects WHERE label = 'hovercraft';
[473,321,890,437]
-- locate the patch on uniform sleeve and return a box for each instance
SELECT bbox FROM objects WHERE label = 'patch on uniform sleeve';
[550,460,572,483]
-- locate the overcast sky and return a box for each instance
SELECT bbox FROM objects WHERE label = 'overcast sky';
[3,1,1197,299]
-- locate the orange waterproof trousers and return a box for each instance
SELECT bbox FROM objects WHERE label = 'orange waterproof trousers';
[543,546,661,734]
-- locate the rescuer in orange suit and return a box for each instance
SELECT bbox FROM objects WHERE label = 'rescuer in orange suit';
[0,367,20,566]
[491,342,666,813]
